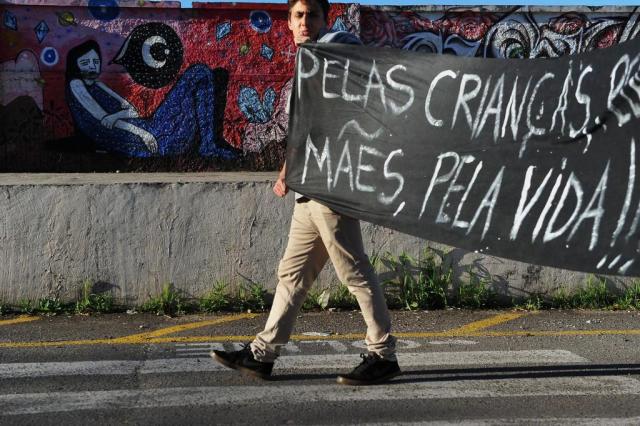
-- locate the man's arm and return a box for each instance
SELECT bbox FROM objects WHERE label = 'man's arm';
[273,161,288,197]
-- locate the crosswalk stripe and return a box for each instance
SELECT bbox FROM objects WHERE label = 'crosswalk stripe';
[363,418,640,426]
[0,350,587,379]
[1,376,639,416]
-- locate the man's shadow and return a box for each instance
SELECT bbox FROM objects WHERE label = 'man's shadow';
[270,363,640,384]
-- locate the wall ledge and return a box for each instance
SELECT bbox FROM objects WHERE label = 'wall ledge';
[0,172,277,186]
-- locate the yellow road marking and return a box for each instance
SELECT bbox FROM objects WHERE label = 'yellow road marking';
[0,316,40,326]
[1,311,640,348]
[111,313,258,343]
[0,313,257,348]
[446,312,527,335]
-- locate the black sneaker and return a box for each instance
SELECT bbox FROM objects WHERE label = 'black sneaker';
[211,343,274,380]
[336,353,401,386]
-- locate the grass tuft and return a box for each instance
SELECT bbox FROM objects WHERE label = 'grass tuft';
[328,284,358,310]
[141,283,187,316]
[75,280,114,314]
[455,271,495,309]
[571,275,613,309]
[303,288,331,310]
[200,280,231,313]
[382,249,452,310]
[236,281,268,312]
[612,281,640,310]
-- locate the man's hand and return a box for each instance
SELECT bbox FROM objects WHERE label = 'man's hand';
[273,163,288,197]
[273,176,288,197]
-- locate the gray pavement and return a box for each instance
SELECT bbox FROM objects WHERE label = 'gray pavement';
[1,309,639,425]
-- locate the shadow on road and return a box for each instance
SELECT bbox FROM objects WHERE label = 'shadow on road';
[393,363,640,384]
[269,364,640,384]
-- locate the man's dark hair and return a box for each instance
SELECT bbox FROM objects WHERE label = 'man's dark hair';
[65,40,102,86]
[288,0,330,21]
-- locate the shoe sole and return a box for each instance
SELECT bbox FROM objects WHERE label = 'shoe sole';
[210,352,272,380]
[336,370,401,386]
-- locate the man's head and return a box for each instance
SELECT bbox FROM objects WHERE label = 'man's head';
[287,0,329,46]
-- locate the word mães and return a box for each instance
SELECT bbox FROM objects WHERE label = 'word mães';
[300,120,404,207]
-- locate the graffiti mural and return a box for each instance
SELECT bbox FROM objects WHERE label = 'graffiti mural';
[0,1,356,171]
[360,6,640,59]
[1,3,640,172]
[66,39,238,158]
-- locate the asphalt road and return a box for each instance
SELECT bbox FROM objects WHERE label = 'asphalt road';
[1,309,640,425]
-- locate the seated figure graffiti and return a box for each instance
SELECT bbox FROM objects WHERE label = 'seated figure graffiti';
[65,40,237,158]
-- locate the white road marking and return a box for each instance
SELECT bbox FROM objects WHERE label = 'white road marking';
[283,342,301,353]
[2,376,639,416]
[175,343,224,358]
[299,340,348,352]
[428,340,478,345]
[362,418,640,426]
[0,350,587,379]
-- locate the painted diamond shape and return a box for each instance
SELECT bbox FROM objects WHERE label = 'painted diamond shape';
[4,11,17,31]
[216,21,231,40]
[331,17,348,32]
[34,20,49,43]
[260,43,274,61]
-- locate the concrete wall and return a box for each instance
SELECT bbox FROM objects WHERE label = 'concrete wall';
[0,173,624,305]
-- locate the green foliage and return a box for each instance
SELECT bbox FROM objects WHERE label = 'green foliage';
[328,284,358,310]
[75,280,114,314]
[551,287,572,309]
[382,249,452,310]
[36,297,65,315]
[200,280,231,313]
[236,282,267,312]
[0,301,8,316]
[456,271,495,309]
[571,276,613,309]
[19,299,34,314]
[516,293,546,311]
[613,281,640,310]
[141,283,186,316]
[303,288,331,310]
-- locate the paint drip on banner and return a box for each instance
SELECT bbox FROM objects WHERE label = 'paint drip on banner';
[285,40,640,276]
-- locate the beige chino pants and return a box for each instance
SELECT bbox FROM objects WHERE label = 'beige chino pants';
[251,199,396,363]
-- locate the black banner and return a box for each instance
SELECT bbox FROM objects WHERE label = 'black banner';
[286,40,640,276]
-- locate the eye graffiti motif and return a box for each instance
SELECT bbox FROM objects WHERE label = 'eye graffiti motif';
[112,22,183,89]
[88,0,120,21]
[250,10,272,34]
[40,47,59,66]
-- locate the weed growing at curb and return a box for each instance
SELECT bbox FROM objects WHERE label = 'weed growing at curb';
[303,288,331,310]
[141,283,187,316]
[4,257,640,316]
[515,293,546,311]
[200,280,231,313]
[75,280,114,314]
[328,284,358,310]
[382,249,452,310]
[236,282,268,312]
[571,276,613,309]
[551,288,573,309]
[614,281,640,310]
[456,272,496,309]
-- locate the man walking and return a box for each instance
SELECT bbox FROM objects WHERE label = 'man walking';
[212,0,399,386]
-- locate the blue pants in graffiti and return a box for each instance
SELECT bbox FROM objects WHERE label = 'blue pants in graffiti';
[68,64,235,158]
